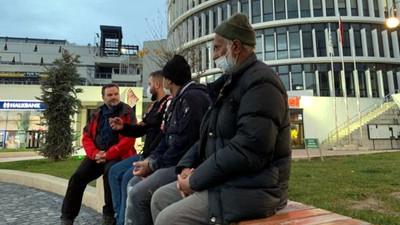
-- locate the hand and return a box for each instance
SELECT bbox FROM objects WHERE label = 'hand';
[177,168,195,198]
[137,121,146,126]
[132,160,152,178]
[109,117,124,130]
[95,151,106,164]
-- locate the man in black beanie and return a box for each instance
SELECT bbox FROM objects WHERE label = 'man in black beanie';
[152,13,291,225]
[124,55,211,225]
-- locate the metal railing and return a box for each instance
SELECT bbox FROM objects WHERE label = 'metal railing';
[325,93,397,146]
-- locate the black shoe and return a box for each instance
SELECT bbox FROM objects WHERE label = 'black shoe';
[60,219,73,225]
[102,214,115,225]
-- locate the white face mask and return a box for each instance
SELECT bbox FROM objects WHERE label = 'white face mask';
[215,45,236,73]
[146,86,152,98]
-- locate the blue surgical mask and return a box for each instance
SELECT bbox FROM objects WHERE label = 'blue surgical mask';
[215,45,236,73]
[215,54,234,73]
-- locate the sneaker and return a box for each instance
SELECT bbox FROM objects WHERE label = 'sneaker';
[60,219,73,225]
[102,214,115,225]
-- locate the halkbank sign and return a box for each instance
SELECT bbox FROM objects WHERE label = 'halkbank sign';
[0,100,45,111]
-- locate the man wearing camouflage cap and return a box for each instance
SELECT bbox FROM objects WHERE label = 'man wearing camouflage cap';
[151,13,291,224]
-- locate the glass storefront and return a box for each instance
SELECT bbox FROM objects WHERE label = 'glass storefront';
[290,109,304,149]
[0,102,45,149]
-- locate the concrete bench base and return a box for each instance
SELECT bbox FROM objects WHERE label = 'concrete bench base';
[0,169,104,213]
[236,201,372,225]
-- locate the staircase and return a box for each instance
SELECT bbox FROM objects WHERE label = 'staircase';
[322,98,397,149]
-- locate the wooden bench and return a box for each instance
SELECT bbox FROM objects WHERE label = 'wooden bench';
[236,201,372,225]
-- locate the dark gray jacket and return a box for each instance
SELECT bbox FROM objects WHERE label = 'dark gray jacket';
[177,53,291,224]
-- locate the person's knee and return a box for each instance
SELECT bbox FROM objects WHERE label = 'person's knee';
[151,187,163,213]
[154,206,174,225]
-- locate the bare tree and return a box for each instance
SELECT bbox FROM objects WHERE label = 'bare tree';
[140,8,206,81]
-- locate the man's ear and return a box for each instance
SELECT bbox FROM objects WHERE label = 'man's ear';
[232,39,242,53]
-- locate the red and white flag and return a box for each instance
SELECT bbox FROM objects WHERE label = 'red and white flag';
[339,16,344,45]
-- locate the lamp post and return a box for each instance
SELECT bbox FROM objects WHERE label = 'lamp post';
[386,1,400,28]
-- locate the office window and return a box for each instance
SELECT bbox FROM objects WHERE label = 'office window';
[313,0,323,17]
[213,6,218,31]
[318,64,330,96]
[326,0,335,16]
[287,0,299,19]
[275,0,286,20]
[300,0,311,18]
[362,0,369,16]
[373,25,384,57]
[264,28,276,60]
[373,0,379,17]
[197,13,202,38]
[364,25,374,56]
[388,31,394,58]
[289,25,301,58]
[291,64,303,90]
[338,0,347,16]
[277,27,288,59]
[315,24,326,57]
[342,24,351,56]
[230,0,239,14]
[350,0,358,16]
[353,24,363,56]
[205,11,210,34]
[345,63,355,97]
[357,64,367,97]
[221,2,228,22]
[263,0,273,21]
[370,70,379,97]
[333,64,343,97]
[240,0,250,17]
[302,24,313,57]
[255,30,263,60]
[304,64,317,95]
[278,65,290,90]
[252,0,262,23]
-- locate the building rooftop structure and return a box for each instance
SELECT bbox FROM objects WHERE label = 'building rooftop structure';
[0,25,142,87]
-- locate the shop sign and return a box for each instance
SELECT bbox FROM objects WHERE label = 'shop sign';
[0,100,45,111]
[288,96,300,108]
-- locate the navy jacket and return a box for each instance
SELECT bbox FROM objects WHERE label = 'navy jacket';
[149,81,212,171]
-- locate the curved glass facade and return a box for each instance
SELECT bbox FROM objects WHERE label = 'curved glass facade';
[167,0,400,98]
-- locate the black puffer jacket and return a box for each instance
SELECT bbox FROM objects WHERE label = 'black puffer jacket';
[177,53,291,224]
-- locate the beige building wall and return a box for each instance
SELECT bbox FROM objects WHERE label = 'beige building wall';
[0,84,143,148]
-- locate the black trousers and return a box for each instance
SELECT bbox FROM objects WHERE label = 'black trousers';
[61,157,120,220]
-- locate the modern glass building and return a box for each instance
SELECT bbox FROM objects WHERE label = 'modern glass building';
[166,0,400,149]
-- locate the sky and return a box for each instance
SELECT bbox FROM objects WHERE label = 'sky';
[0,0,167,47]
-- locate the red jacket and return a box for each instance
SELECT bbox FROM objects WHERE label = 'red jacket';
[82,103,136,161]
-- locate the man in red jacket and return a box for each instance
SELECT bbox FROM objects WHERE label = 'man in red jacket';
[61,83,136,225]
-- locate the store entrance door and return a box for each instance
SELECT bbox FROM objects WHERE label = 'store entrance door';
[290,109,304,149]
[26,131,41,148]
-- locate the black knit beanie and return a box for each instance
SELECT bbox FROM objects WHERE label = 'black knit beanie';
[162,55,191,86]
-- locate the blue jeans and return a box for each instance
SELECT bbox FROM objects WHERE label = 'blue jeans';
[108,155,140,225]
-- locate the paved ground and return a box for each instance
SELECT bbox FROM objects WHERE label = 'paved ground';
[0,182,100,225]
[1,149,399,224]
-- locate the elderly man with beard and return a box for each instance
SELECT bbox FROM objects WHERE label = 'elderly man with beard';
[151,13,291,225]
[107,71,170,225]
[61,84,136,225]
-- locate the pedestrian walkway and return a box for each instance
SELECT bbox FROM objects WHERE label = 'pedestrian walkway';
[0,182,100,225]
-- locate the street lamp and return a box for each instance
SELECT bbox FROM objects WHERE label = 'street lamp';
[386,1,400,28]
